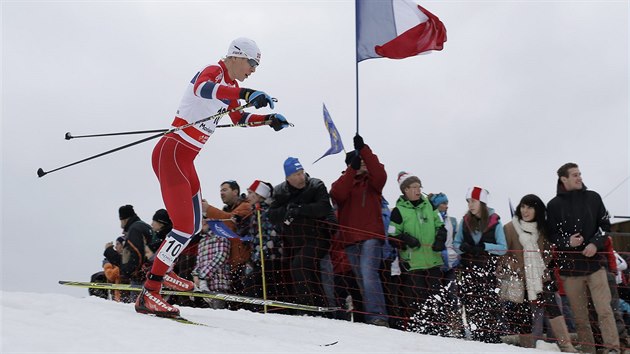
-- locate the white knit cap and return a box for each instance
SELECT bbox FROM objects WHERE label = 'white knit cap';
[466,186,489,204]
[227,37,261,64]
[248,180,271,199]
[397,171,423,194]
[398,171,413,187]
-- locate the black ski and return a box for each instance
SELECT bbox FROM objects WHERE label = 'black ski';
[163,315,211,327]
[320,341,339,346]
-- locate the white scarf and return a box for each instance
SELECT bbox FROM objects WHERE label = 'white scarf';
[512,216,545,301]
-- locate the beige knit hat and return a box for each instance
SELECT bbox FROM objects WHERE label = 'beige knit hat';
[398,171,421,193]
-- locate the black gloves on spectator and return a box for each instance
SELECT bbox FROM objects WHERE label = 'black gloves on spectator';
[432,226,447,252]
[285,203,301,221]
[353,134,365,151]
[103,247,121,267]
[459,242,472,254]
[399,233,420,248]
[460,242,485,256]
[350,153,362,170]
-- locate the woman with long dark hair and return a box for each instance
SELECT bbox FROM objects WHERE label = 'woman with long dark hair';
[501,194,577,352]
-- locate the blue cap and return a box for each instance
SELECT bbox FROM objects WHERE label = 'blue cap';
[283,157,304,177]
[430,193,449,207]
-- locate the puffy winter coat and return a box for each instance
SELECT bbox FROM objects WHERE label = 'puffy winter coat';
[547,182,610,276]
[269,175,334,249]
[120,216,152,281]
[454,209,507,268]
[389,196,444,271]
[330,145,387,246]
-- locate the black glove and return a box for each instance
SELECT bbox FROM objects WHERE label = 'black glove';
[285,203,301,220]
[353,134,365,151]
[239,88,274,109]
[399,233,420,248]
[103,246,120,266]
[432,226,447,252]
[350,153,362,170]
[473,243,486,255]
[268,114,289,131]
[460,242,484,256]
[459,242,473,254]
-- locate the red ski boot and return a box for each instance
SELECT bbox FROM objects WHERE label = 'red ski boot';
[135,274,180,317]
[163,271,194,292]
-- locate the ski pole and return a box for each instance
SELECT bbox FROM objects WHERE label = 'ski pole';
[38,102,253,178]
[63,98,278,140]
[65,129,168,140]
[64,118,293,140]
[63,119,291,140]
[216,120,294,129]
[38,131,166,178]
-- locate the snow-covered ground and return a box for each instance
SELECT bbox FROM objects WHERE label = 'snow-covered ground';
[1,290,563,353]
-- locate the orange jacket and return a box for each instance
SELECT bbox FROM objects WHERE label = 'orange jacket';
[206,199,252,266]
[103,262,120,283]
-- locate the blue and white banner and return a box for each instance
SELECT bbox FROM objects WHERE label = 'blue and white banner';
[313,103,345,164]
[207,220,253,241]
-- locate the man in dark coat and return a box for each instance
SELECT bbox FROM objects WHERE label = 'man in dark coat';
[269,157,335,309]
[547,162,619,353]
[116,205,152,285]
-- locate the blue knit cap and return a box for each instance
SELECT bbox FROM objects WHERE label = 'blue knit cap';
[283,157,304,177]
[430,193,449,208]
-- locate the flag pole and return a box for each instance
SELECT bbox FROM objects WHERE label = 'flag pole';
[355,61,359,134]
[354,0,360,134]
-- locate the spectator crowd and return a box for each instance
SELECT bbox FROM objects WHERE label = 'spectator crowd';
[92,135,628,354]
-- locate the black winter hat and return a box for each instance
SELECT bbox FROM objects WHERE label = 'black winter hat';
[152,208,172,226]
[118,205,136,220]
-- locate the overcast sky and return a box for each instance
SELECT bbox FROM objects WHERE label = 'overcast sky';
[2,1,628,295]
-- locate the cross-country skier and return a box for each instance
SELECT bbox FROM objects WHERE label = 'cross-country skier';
[136,37,290,317]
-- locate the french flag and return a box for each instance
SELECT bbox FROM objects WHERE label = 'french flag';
[356,0,447,62]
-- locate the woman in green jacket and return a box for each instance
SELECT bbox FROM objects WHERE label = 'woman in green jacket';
[389,171,447,334]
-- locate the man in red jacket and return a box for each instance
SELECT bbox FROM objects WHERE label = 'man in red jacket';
[330,134,388,327]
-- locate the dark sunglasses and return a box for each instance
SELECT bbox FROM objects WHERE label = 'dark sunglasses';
[234,45,259,68]
[247,58,259,68]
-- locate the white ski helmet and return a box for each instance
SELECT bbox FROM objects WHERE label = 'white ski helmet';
[227,37,261,65]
